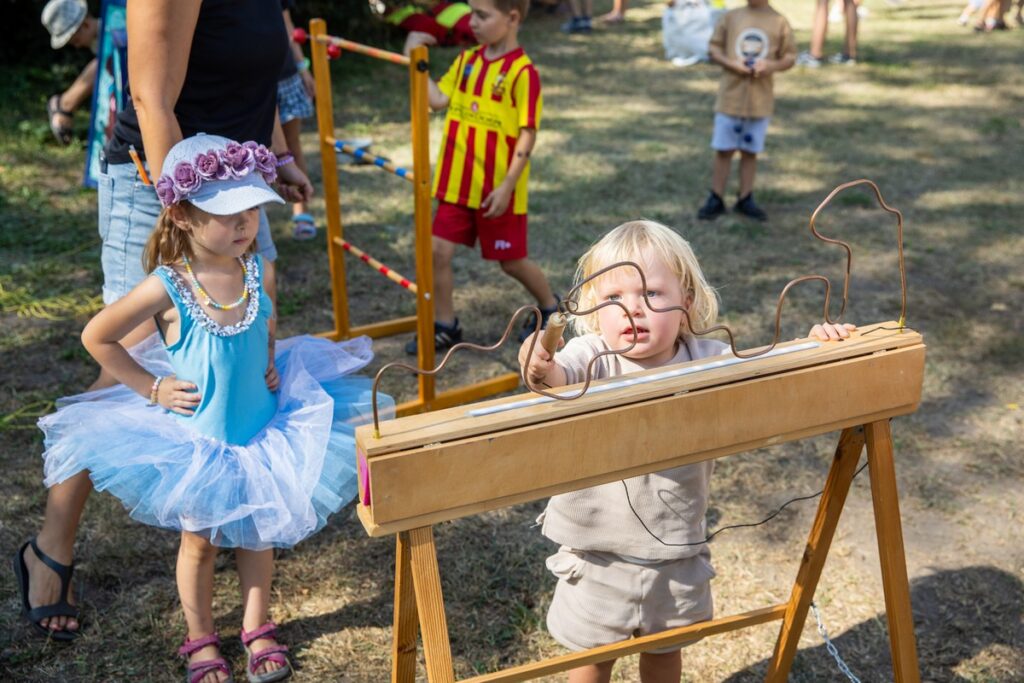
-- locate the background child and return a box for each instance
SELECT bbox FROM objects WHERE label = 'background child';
[697,0,796,222]
[406,0,559,355]
[24,135,391,682]
[279,1,319,240]
[562,0,594,33]
[796,0,860,67]
[41,0,99,145]
[519,220,853,682]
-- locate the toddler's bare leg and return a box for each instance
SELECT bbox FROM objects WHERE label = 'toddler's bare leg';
[568,659,615,683]
[639,650,682,683]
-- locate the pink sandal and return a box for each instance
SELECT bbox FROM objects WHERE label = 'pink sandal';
[178,632,234,683]
[240,622,291,683]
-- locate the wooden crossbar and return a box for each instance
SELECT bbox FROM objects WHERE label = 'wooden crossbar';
[335,237,417,293]
[329,137,414,181]
[461,605,788,683]
[316,34,410,65]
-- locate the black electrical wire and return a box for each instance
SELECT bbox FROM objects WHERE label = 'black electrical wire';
[623,461,869,547]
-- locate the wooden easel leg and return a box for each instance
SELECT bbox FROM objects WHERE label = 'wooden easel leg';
[865,419,921,683]
[409,526,455,683]
[766,426,866,682]
[393,531,419,683]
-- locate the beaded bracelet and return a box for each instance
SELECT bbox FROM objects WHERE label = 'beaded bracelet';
[275,153,295,168]
[297,57,310,71]
[148,376,165,406]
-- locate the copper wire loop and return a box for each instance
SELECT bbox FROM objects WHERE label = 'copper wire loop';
[369,179,907,436]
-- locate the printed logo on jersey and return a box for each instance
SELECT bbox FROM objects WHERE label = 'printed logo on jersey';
[734,28,769,63]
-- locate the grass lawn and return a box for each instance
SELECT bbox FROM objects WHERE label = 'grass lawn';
[2,0,1022,680]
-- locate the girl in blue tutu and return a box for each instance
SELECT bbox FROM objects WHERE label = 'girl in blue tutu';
[31,134,391,683]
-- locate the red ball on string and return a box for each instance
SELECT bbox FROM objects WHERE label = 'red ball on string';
[292,28,308,44]
[327,44,342,60]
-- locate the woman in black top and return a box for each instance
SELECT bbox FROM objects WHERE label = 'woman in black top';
[16,2,312,674]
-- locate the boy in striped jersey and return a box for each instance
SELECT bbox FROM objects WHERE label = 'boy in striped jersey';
[405,0,559,355]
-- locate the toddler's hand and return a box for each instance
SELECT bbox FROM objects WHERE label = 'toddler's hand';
[519,333,560,386]
[265,362,280,392]
[809,322,857,341]
[752,58,770,77]
[157,375,201,416]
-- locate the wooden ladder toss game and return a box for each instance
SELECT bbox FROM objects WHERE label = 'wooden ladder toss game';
[354,183,926,682]
[307,20,520,416]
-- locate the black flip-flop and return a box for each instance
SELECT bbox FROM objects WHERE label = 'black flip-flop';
[12,537,81,641]
[46,94,74,146]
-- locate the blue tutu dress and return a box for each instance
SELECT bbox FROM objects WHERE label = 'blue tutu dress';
[39,254,393,550]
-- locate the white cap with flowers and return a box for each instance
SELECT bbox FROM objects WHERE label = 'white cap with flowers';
[156,134,285,214]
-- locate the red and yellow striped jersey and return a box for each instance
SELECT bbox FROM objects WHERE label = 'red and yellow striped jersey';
[432,45,542,215]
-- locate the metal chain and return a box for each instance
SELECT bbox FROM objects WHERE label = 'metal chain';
[810,601,862,683]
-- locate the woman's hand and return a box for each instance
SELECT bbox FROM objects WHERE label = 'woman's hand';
[275,161,314,204]
[157,375,202,415]
[809,322,857,341]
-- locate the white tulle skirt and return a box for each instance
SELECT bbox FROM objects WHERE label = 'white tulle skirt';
[39,334,392,550]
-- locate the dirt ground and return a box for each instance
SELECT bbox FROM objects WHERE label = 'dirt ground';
[1,0,1022,680]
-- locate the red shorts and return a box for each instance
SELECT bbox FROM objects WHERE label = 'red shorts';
[400,5,475,47]
[433,201,528,261]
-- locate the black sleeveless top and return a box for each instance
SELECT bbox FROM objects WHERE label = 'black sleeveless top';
[106,0,288,165]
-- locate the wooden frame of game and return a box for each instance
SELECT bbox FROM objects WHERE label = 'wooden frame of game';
[308,19,520,416]
[356,322,925,682]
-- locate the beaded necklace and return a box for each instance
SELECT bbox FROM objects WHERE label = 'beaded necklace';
[182,255,249,311]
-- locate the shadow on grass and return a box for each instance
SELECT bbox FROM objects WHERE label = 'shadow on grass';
[724,565,1024,682]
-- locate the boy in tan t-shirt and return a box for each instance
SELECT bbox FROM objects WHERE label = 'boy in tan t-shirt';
[697,0,796,222]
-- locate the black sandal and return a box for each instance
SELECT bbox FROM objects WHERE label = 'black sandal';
[46,94,74,145]
[12,537,81,641]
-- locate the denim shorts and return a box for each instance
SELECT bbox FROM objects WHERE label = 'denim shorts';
[98,160,278,304]
[710,113,770,154]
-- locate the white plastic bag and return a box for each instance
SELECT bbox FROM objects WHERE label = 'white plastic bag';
[662,0,717,67]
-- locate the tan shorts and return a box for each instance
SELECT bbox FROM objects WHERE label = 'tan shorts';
[545,546,715,654]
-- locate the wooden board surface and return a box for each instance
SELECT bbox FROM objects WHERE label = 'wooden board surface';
[358,323,921,457]
[359,333,926,535]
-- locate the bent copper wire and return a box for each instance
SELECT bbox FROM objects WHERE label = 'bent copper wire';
[370,305,548,435]
[523,180,907,395]
[370,180,909,433]
[809,178,907,328]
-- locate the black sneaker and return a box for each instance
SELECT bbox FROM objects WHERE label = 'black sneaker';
[560,16,592,33]
[518,297,561,342]
[734,193,768,221]
[404,319,463,356]
[697,191,726,220]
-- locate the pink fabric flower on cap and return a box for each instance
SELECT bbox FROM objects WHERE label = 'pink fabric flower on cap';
[194,151,229,181]
[221,141,256,178]
[155,175,179,207]
[172,161,202,196]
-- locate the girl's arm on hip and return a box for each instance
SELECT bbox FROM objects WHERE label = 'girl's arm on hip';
[81,276,177,399]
